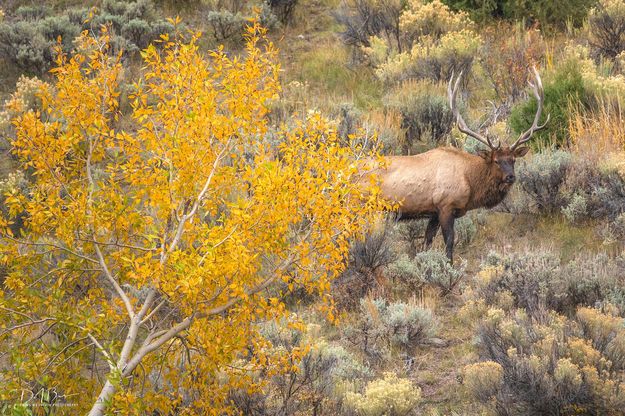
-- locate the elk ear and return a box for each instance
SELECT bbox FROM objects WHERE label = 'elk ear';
[513,146,530,157]
[477,149,492,161]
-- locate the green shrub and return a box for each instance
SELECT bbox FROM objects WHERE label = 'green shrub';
[516,150,572,213]
[341,0,481,83]
[252,321,371,415]
[121,18,153,50]
[462,361,503,402]
[0,21,53,73]
[509,63,593,148]
[443,0,594,29]
[479,250,560,317]
[273,340,371,414]
[336,103,362,141]
[562,193,588,223]
[454,215,477,248]
[387,254,423,291]
[601,212,625,242]
[39,15,80,50]
[394,219,427,256]
[14,5,51,20]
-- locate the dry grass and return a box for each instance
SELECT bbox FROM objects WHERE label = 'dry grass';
[569,98,625,156]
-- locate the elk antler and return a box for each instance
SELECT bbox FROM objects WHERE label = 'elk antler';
[510,67,551,150]
[448,71,500,150]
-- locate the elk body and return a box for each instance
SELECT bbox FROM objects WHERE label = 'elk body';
[378,68,549,262]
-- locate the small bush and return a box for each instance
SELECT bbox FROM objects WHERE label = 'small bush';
[206,10,247,43]
[454,215,477,248]
[444,0,594,28]
[382,300,438,349]
[344,372,421,416]
[273,340,372,414]
[394,219,427,255]
[334,0,403,50]
[561,158,625,222]
[412,250,465,293]
[15,5,51,20]
[334,224,396,309]
[462,361,503,402]
[121,18,153,50]
[0,21,52,73]
[589,0,625,61]
[267,0,298,25]
[383,80,453,154]
[387,254,423,291]
[601,212,625,242]
[516,150,572,213]
[477,250,625,318]
[0,0,173,74]
[480,24,545,104]
[253,320,371,415]
[345,298,437,355]
[357,0,481,83]
[562,193,588,223]
[336,103,362,141]
[473,307,625,415]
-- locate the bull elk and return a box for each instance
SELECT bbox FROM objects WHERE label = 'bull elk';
[377,68,549,262]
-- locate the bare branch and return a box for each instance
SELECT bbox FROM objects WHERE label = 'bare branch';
[94,244,135,319]
[164,141,231,262]
[87,333,115,371]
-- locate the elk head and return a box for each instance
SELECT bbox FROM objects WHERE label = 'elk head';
[448,67,550,184]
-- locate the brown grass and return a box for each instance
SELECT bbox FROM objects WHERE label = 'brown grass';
[569,98,625,156]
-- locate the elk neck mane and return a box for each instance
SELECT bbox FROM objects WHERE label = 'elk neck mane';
[465,154,512,209]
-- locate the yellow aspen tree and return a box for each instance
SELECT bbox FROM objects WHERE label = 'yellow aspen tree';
[0,22,388,415]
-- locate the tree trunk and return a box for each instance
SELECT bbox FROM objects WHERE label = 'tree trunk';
[88,380,116,416]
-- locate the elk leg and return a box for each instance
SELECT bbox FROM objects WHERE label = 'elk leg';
[423,216,439,251]
[439,212,456,263]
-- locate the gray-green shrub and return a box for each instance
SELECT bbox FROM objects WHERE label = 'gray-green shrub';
[0,0,175,73]
[207,10,247,42]
[454,215,477,248]
[561,159,625,222]
[516,150,572,213]
[412,250,465,293]
[346,298,437,354]
[387,254,423,292]
[479,250,625,317]
[382,301,437,349]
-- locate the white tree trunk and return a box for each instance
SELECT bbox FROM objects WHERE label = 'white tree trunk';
[88,380,116,416]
